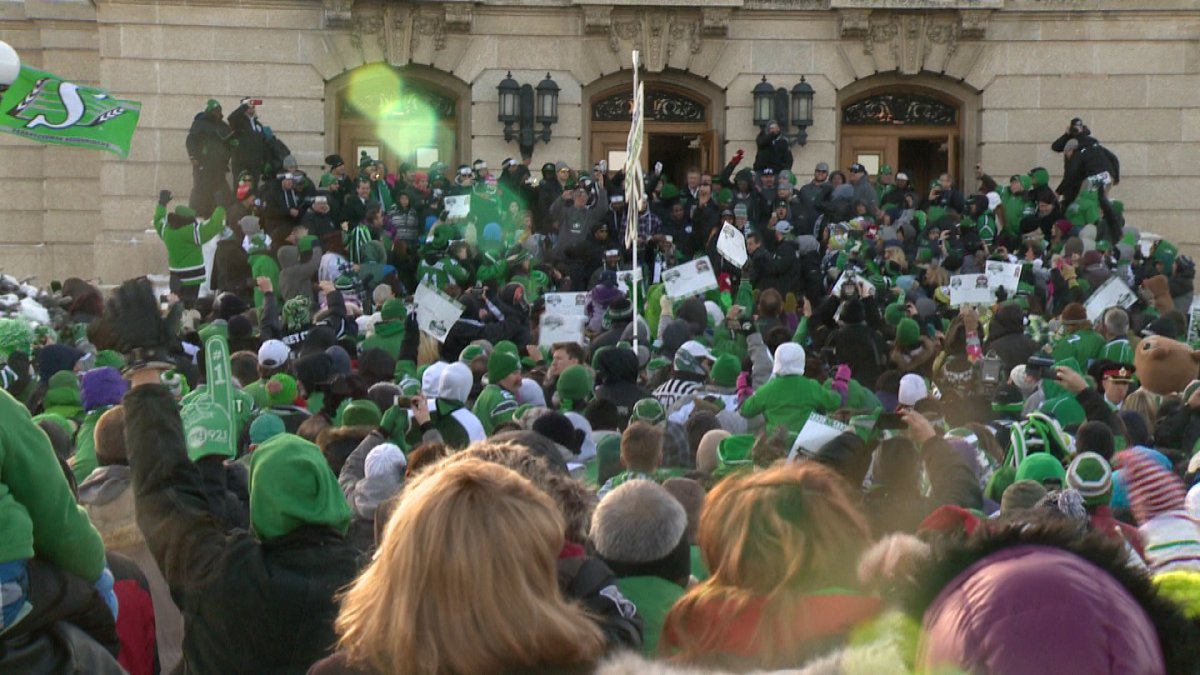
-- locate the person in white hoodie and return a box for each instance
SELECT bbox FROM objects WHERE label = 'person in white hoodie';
[433,362,486,449]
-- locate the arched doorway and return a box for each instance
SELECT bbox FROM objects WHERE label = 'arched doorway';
[584,71,725,188]
[326,64,470,172]
[838,75,981,195]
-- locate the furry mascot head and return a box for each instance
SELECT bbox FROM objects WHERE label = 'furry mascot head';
[1134,335,1200,395]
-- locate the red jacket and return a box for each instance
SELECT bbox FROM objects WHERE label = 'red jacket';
[107,552,157,675]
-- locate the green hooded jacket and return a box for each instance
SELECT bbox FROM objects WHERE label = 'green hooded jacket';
[249,434,351,540]
[1000,179,1033,236]
[360,319,405,359]
[0,388,105,582]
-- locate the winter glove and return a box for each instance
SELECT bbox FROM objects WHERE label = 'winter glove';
[732,149,744,166]
[95,567,118,621]
[831,364,852,405]
[104,277,181,372]
[157,190,172,206]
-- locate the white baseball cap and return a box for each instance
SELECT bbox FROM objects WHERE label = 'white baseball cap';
[257,340,291,368]
[678,340,715,362]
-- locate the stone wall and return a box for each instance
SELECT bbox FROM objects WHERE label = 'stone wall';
[1,0,1198,283]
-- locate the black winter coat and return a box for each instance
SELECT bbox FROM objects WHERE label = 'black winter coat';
[864,436,983,536]
[593,348,651,426]
[125,386,362,675]
[211,239,253,302]
[1155,399,1200,457]
[1059,143,1119,208]
[227,104,268,171]
[194,455,250,531]
[829,321,888,391]
[186,113,232,169]
[985,303,1040,377]
[753,130,793,174]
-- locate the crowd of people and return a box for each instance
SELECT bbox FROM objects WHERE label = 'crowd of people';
[4,101,1200,673]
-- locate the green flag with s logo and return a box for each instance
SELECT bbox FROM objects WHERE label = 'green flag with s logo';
[0,65,141,158]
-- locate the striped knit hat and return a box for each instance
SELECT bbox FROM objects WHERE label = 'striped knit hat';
[1119,449,1200,574]
[1066,452,1113,508]
[1121,449,1186,524]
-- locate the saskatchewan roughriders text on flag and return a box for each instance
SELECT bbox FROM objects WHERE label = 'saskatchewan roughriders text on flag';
[0,65,141,158]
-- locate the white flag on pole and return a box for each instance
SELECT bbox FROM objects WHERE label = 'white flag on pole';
[624,59,644,249]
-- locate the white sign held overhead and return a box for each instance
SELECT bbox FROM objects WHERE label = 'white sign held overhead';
[1084,277,1136,323]
[444,194,470,219]
[543,292,588,316]
[538,313,586,348]
[413,283,465,343]
[947,273,995,308]
[662,258,719,300]
[716,223,748,268]
[787,414,849,462]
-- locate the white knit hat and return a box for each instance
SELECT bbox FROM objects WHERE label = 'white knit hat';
[898,373,929,407]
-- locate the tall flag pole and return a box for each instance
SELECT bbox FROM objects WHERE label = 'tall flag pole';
[623,51,644,353]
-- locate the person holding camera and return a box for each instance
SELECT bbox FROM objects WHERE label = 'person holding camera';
[923,172,966,218]
[227,97,268,192]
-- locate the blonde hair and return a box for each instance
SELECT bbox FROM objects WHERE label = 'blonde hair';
[416,330,441,366]
[661,462,873,667]
[925,264,950,288]
[334,459,605,674]
[1122,388,1158,433]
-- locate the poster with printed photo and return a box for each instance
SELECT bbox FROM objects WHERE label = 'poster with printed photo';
[1084,277,1136,323]
[538,313,586,348]
[444,194,470,219]
[984,260,1021,293]
[948,274,995,308]
[662,258,719,300]
[615,267,642,297]
[414,283,465,343]
[716,223,748,268]
[543,292,589,316]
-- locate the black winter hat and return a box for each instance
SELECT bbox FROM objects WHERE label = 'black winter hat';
[227,314,253,340]
[532,412,586,456]
[294,352,335,393]
[325,154,344,170]
[214,292,248,320]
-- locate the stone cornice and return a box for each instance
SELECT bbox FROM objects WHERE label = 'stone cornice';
[80,0,1200,11]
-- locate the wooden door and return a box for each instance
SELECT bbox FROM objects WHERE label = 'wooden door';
[839,134,898,179]
[700,130,720,176]
[590,130,634,173]
[340,119,455,173]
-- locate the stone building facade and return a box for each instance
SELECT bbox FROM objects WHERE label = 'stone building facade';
[2,0,1198,282]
